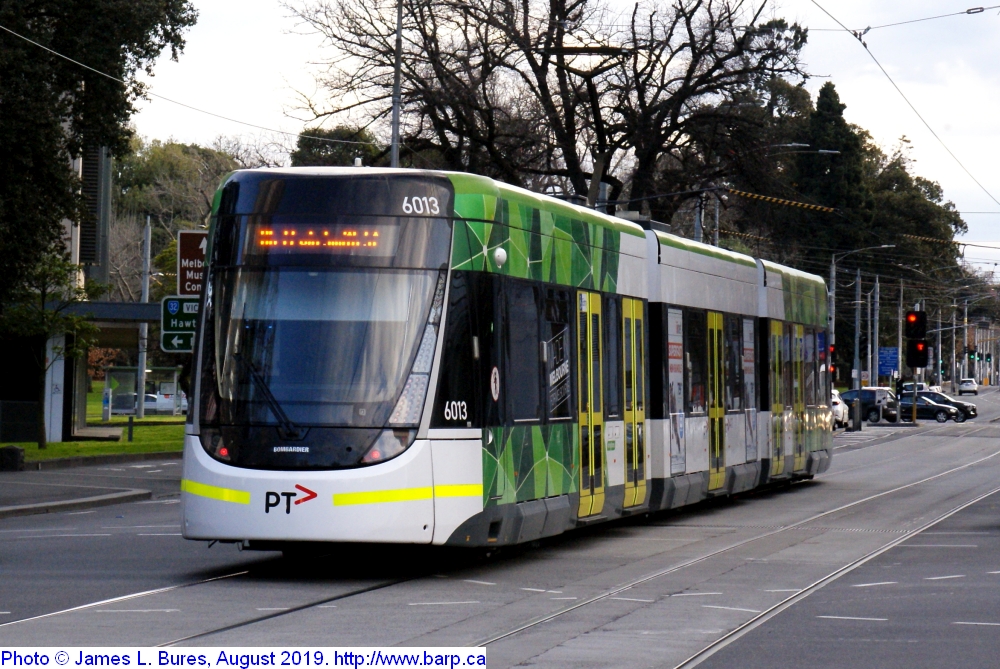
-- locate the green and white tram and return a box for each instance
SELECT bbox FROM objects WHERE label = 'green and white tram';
[181,168,832,547]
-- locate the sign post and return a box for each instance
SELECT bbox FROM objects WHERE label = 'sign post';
[177,230,208,296]
[160,296,200,353]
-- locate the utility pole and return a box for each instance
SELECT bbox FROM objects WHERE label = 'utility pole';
[936,310,942,387]
[866,290,872,387]
[694,197,703,243]
[137,215,151,420]
[390,0,403,168]
[853,268,862,430]
[963,300,969,378]
[873,276,880,386]
[713,196,720,247]
[951,302,957,394]
[897,279,903,386]
[829,257,836,355]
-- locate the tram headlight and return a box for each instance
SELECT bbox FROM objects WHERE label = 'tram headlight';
[361,429,415,464]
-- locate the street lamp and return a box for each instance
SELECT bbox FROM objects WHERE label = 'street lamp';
[390,0,403,167]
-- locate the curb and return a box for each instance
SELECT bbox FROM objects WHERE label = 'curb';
[0,489,153,520]
[24,451,182,471]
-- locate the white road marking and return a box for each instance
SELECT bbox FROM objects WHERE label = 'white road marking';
[610,597,655,603]
[764,589,802,593]
[102,525,180,529]
[550,597,577,600]
[903,545,978,548]
[64,511,96,515]
[145,470,163,474]
[547,590,562,594]
[988,571,1000,574]
[256,608,290,611]
[851,582,898,588]
[925,575,965,580]
[0,527,76,533]
[954,622,1000,626]
[317,605,337,608]
[97,609,179,613]
[520,588,546,592]
[138,533,182,536]
[463,580,495,586]
[672,593,723,597]
[13,534,111,539]
[817,615,887,621]
[408,601,479,606]
[703,605,761,613]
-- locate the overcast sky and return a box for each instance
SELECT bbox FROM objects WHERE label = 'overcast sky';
[130,0,1000,264]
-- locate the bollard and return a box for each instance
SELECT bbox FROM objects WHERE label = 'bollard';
[128,415,134,442]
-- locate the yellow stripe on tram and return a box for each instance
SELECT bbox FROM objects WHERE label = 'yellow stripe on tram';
[180,479,251,505]
[332,484,483,506]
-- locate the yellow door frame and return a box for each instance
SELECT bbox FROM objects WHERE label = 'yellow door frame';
[708,312,726,490]
[793,323,807,471]
[577,291,605,517]
[623,298,647,507]
[770,320,784,477]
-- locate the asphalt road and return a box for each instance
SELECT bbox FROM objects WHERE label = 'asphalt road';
[2,390,1000,669]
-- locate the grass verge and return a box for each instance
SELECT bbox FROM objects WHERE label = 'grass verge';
[10,424,185,462]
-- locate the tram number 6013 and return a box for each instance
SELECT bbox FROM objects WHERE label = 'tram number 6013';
[402,196,440,215]
[444,401,468,421]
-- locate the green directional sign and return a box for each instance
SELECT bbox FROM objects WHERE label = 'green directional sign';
[161,331,195,353]
[161,296,200,353]
[161,296,200,332]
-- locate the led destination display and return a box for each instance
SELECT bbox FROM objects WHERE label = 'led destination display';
[250,223,399,256]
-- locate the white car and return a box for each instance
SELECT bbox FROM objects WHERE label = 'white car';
[958,378,979,396]
[831,389,848,428]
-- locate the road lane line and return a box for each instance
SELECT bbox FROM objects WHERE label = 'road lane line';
[704,605,761,614]
[97,609,179,613]
[851,582,897,587]
[611,597,655,603]
[255,608,289,611]
[903,544,977,548]
[464,580,495,586]
[925,575,965,580]
[520,588,546,592]
[408,601,479,606]
[672,593,723,597]
[954,622,1000,626]
[817,615,887,621]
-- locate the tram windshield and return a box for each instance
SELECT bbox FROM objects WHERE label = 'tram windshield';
[196,173,454,469]
[212,267,438,429]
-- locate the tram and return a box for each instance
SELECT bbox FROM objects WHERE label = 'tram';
[180,168,832,547]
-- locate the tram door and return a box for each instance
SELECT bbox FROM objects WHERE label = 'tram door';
[708,312,726,491]
[770,320,784,477]
[793,324,807,471]
[577,291,605,517]
[623,298,646,507]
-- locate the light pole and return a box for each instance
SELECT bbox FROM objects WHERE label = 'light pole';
[829,245,895,384]
[853,268,863,430]
[390,0,403,168]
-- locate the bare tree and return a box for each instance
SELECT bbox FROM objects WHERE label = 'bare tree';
[287,0,806,209]
[107,211,144,302]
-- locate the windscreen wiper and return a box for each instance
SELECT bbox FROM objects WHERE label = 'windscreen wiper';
[234,352,302,439]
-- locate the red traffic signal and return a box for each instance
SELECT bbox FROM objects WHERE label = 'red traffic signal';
[906,339,929,368]
[904,311,927,339]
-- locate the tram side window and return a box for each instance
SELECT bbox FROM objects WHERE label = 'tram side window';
[817,330,829,405]
[804,327,816,406]
[506,280,542,421]
[685,310,708,415]
[431,271,479,428]
[604,296,623,419]
[543,287,573,420]
[724,314,743,412]
[783,322,794,409]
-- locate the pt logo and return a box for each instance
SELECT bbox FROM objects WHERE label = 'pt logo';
[264,484,317,514]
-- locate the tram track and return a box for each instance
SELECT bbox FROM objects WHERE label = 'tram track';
[476,447,1000,647]
[6,445,999,650]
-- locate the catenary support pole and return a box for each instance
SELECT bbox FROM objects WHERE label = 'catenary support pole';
[136,215,151,420]
[952,302,957,394]
[853,268,862,430]
[390,0,403,168]
[897,279,903,386]
[713,195,719,247]
[936,310,942,387]
[694,197,703,243]
[873,276,880,386]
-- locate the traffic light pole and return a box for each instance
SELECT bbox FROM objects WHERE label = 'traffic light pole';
[952,302,957,394]
[937,311,942,387]
[853,268,862,431]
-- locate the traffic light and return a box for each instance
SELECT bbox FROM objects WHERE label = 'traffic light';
[968,348,976,363]
[906,339,929,368]
[904,311,927,339]
[988,353,993,364]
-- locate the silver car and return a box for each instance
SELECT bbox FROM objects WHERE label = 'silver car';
[831,389,848,428]
[958,378,979,396]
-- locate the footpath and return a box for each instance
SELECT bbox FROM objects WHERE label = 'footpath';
[0,452,182,519]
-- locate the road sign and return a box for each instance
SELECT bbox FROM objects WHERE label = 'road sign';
[177,230,208,296]
[878,347,899,377]
[160,331,195,353]
[161,296,200,332]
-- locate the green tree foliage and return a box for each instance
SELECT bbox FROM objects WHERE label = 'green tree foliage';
[0,0,197,315]
[0,254,97,448]
[290,127,382,167]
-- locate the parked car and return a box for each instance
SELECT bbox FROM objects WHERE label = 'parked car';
[901,381,929,394]
[840,387,899,423]
[918,391,977,423]
[898,395,960,423]
[831,389,848,428]
[958,378,979,396]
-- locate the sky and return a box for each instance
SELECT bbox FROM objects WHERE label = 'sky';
[129,0,1000,264]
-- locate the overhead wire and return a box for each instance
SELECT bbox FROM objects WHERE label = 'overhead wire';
[808,0,1000,209]
[809,5,1000,32]
[0,23,379,149]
